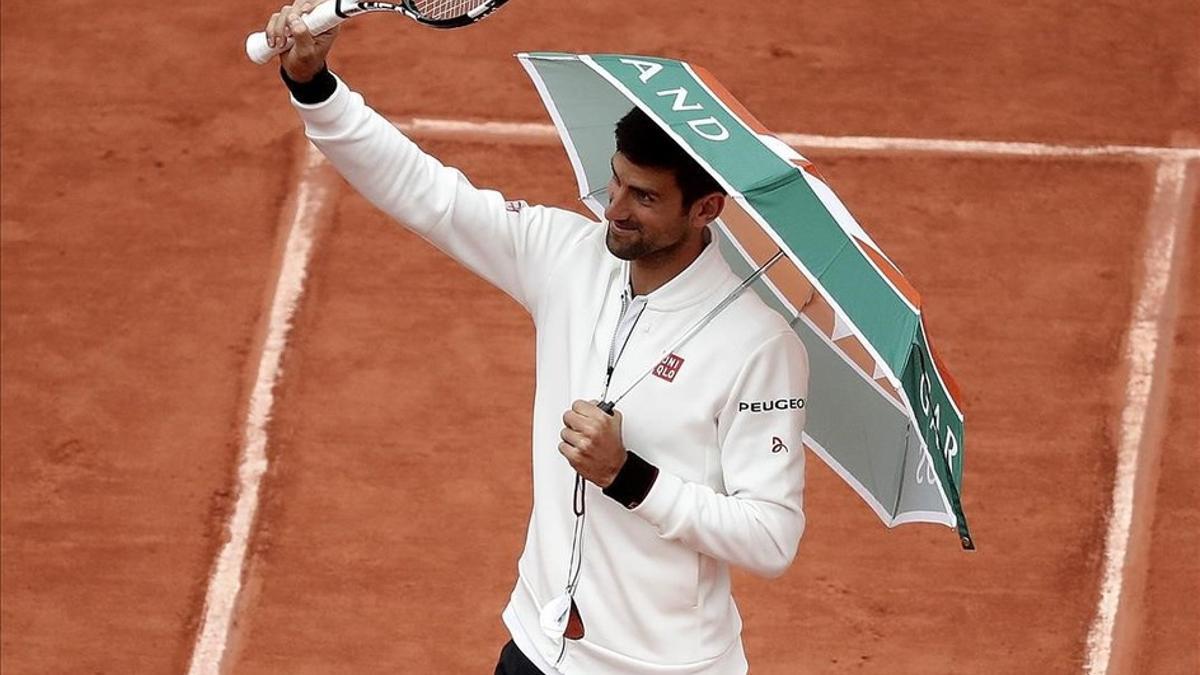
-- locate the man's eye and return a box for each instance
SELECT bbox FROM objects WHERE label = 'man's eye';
[635,191,652,203]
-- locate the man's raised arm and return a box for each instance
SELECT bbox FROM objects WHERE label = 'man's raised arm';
[266,1,593,314]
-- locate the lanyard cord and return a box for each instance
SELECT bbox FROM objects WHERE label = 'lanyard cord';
[565,281,645,593]
[555,481,586,667]
[557,280,647,666]
[567,474,586,594]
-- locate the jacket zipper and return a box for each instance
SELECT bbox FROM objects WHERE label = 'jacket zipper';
[602,286,647,403]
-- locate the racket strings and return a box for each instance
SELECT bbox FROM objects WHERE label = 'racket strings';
[411,0,489,20]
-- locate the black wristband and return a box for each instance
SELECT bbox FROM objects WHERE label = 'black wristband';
[603,451,659,509]
[280,64,336,104]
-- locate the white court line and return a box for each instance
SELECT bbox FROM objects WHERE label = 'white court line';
[399,117,1200,161]
[1083,158,1193,675]
[186,143,332,675]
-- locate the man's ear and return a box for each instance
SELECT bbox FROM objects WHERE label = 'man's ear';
[691,193,726,227]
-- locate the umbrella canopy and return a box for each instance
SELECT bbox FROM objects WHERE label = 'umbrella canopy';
[518,52,973,550]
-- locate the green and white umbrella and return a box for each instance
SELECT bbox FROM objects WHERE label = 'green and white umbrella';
[518,52,974,550]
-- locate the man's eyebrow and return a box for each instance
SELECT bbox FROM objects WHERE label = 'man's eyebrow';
[611,160,660,198]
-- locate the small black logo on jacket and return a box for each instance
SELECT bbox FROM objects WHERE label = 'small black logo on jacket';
[739,398,806,413]
[771,437,789,453]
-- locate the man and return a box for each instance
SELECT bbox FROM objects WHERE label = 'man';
[266,6,809,673]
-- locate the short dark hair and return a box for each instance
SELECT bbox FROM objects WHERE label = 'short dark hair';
[614,107,725,208]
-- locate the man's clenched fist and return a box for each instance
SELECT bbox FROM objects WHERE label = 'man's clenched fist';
[559,400,627,488]
[265,1,339,82]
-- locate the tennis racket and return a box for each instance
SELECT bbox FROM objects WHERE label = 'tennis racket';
[245,0,509,64]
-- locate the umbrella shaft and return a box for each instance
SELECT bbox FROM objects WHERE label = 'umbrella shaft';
[607,250,784,408]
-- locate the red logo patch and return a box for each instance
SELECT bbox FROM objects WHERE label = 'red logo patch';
[653,353,685,382]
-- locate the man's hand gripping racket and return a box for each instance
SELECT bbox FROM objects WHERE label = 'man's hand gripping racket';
[246,0,509,66]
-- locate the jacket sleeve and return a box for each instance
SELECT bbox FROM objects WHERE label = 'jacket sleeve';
[290,75,593,314]
[630,331,808,578]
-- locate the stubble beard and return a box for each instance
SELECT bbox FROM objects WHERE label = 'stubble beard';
[606,220,696,264]
[606,224,653,261]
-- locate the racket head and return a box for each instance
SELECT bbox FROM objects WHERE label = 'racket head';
[402,0,509,28]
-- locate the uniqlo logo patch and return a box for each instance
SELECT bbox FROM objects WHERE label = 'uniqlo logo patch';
[653,353,685,382]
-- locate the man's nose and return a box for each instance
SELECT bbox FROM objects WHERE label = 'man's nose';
[605,187,629,222]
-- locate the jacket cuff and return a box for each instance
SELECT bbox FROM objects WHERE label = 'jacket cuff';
[281,64,337,104]
[630,468,684,531]
[603,451,659,509]
[289,72,354,135]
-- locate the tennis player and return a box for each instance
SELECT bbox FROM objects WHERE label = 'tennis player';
[267,6,809,673]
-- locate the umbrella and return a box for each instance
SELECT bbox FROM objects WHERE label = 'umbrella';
[518,52,974,550]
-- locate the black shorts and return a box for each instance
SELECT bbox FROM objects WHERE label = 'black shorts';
[493,640,544,675]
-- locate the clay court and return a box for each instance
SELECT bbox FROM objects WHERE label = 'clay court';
[2,1,1197,673]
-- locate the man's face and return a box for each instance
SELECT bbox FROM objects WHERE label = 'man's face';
[603,152,698,261]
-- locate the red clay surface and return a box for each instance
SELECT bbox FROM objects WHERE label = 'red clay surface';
[229,147,1155,674]
[2,0,1197,673]
[332,1,1200,146]
[1135,200,1199,675]
[0,2,311,672]
[734,156,1157,673]
[0,19,288,675]
[226,142,576,673]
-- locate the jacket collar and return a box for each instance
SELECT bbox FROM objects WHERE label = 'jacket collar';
[591,228,735,365]
[623,228,734,312]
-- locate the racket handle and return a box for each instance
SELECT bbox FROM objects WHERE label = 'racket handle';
[245,1,347,65]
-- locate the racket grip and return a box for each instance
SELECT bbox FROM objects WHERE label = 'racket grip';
[244,1,347,65]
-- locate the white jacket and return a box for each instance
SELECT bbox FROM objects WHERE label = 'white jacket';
[294,77,809,674]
